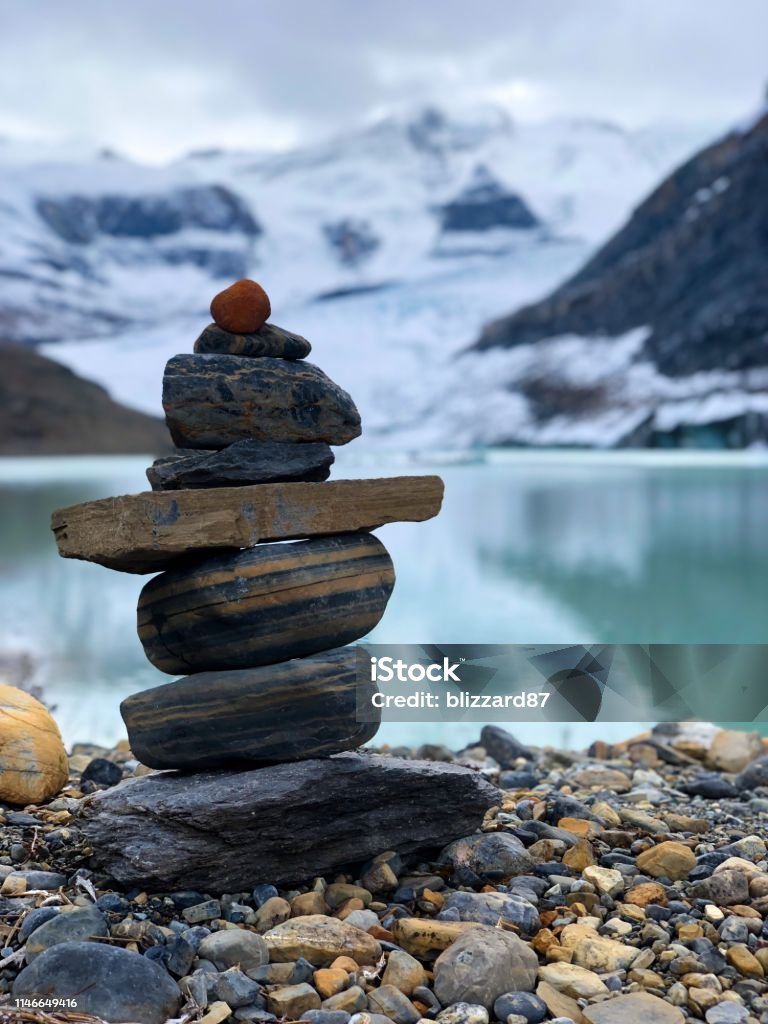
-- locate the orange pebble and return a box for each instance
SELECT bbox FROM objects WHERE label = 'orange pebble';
[210,279,271,334]
[331,956,360,972]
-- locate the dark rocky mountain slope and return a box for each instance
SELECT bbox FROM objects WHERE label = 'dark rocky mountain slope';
[473,111,768,379]
[0,344,170,455]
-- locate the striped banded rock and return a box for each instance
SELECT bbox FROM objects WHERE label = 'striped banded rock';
[137,533,395,674]
[162,354,361,448]
[121,647,378,770]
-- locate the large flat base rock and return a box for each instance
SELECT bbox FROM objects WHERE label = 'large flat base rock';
[51,475,444,572]
[82,753,499,891]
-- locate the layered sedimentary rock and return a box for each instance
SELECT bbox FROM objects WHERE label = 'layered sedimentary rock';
[81,753,499,890]
[194,322,311,359]
[146,439,334,490]
[121,647,378,769]
[51,475,444,572]
[137,533,395,674]
[163,354,361,448]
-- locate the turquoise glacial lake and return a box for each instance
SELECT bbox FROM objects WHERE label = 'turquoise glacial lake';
[1,450,766,750]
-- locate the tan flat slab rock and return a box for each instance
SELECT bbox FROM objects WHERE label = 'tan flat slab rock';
[51,475,444,573]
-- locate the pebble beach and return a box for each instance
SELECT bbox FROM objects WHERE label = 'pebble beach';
[2,723,768,1024]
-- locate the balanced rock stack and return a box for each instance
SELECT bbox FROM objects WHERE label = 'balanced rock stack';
[52,282,498,889]
[52,278,444,774]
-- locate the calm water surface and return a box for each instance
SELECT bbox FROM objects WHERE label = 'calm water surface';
[1,450,766,748]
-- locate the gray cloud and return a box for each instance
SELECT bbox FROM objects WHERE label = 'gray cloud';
[0,0,765,160]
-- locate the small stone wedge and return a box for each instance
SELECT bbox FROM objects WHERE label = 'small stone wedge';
[121,647,379,770]
[146,439,334,490]
[51,475,444,573]
[193,322,311,359]
[81,752,500,891]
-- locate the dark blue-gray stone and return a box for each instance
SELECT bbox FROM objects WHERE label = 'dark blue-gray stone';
[166,936,196,976]
[498,770,540,788]
[13,941,181,1024]
[682,774,740,799]
[18,907,59,943]
[80,757,123,787]
[480,725,533,767]
[253,884,279,907]
[438,833,533,882]
[95,892,129,913]
[442,890,540,935]
[736,756,768,791]
[162,354,361,448]
[213,970,263,1008]
[147,439,334,490]
[24,906,108,960]
[493,992,547,1024]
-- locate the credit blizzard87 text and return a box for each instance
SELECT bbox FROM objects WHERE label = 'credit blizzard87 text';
[368,655,552,710]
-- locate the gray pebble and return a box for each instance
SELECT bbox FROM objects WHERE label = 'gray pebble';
[706,1004,749,1024]
[18,906,59,943]
[182,899,221,923]
[213,969,263,1009]
[304,1013,352,1024]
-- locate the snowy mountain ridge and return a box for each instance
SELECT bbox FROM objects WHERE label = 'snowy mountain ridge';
[0,104,720,448]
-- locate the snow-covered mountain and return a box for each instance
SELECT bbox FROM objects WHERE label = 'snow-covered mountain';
[0,105,710,447]
[458,107,768,449]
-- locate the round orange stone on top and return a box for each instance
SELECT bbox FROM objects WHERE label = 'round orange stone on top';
[210,279,271,334]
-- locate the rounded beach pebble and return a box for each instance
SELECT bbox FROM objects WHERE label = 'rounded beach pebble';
[0,683,68,804]
[210,278,271,333]
[13,941,181,1024]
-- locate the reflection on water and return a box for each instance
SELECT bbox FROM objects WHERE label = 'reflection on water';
[0,451,766,747]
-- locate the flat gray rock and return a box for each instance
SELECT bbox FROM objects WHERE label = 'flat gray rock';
[82,752,500,891]
[147,439,334,490]
[52,475,443,573]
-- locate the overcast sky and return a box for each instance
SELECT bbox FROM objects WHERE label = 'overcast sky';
[1,1,766,162]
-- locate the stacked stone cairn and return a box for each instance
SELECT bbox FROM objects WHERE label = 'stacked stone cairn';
[52,278,444,772]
